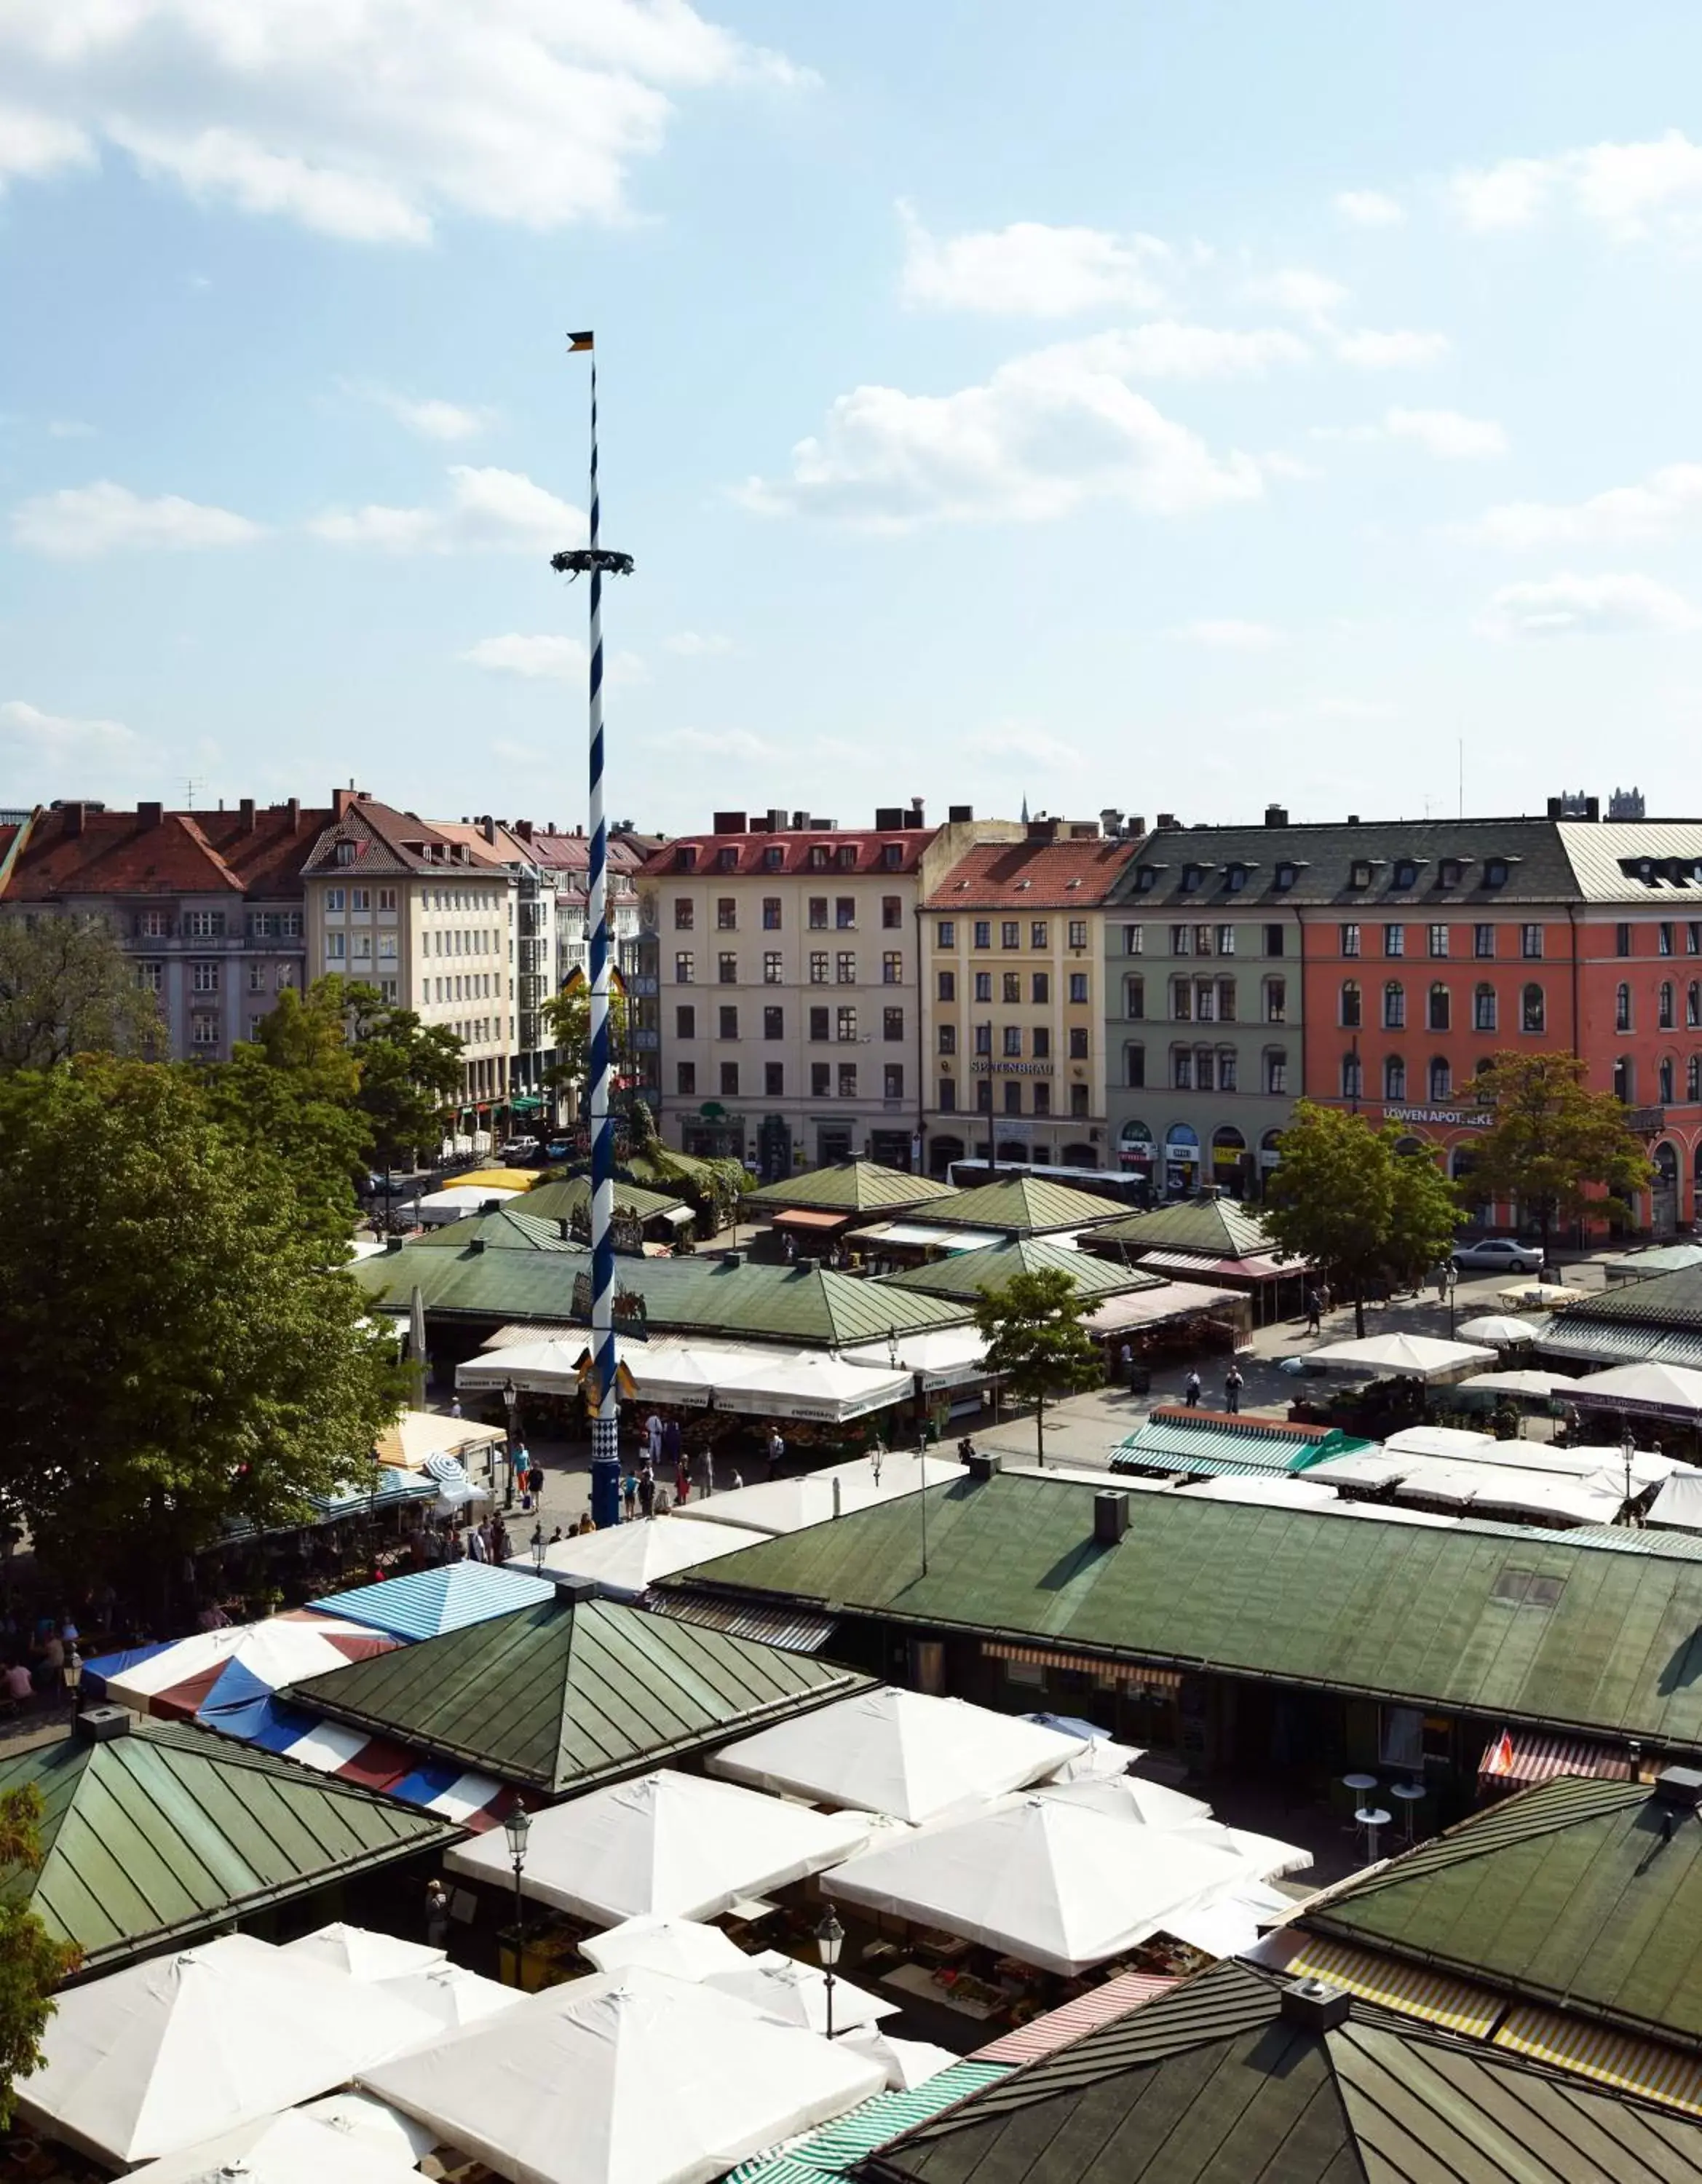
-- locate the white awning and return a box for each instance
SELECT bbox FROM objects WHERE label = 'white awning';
[840,1326,989,1389]
[464,1337,914,1424]
[513,1516,768,1601]
[1308,1333,1496,1381]
[1570,1361,1702,1419]
[855,1222,1002,1251]
[1082,1282,1242,1334]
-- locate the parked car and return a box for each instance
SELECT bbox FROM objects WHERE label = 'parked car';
[542,1138,573,1163]
[1450,1236,1545,1274]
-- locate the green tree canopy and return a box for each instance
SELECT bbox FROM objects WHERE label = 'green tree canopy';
[1465,1052,1654,1254]
[972,1266,1103,1463]
[347,986,463,1171]
[540,977,629,1109]
[0,914,160,1071]
[1262,1100,1460,1337]
[0,1059,407,1602]
[0,1787,79,2126]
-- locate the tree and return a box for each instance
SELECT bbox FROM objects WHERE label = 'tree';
[972,1267,1104,1464]
[0,1059,407,1604]
[346,988,464,1173]
[0,914,160,1071]
[1262,1101,1460,1337]
[540,976,630,1115]
[0,1787,79,2125]
[1465,1052,1654,1259]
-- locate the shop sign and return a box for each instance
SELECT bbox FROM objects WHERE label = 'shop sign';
[969,1060,1056,1075]
[1384,1106,1490,1129]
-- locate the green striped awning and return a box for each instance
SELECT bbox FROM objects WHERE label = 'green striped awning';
[726,2063,1011,2181]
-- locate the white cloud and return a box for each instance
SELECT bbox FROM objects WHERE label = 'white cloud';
[738,339,1273,530]
[11,480,265,558]
[1066,322,1309,379]
[0,1,809,242]
[1474,462,1702,550]
[1332,327,1451,368]
[1383,407,1507,459]
[978,726,1085,770]
[898,201,1170,316]
[663,630,734,655]
[1248,267,1350,325]
[357,385,494,441]
[309,465,582,553]
[1173,618,1283,649]
[460,632,644,682]
[1449,132,1702,240]
[47,419,94,438]
[1481,572,1702,638]
[0,697,138,760]
[652,727,779,759]
[1335,189,1404,228]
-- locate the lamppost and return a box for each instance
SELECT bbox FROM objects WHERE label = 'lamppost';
[815,1907,844,2039]
[505,1805,531,1974]
[502,1377,518,1510]
[1446,1262,1458,1337]
[60,1646,82,1718]
[1621,1426,1637,1519]
[530,1524,547,1573]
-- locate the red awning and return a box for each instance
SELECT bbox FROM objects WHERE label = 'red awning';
[1478,1726,1634,1796]
[771,1208,853,1233]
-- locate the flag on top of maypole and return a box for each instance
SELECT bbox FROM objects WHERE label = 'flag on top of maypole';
[568,331,595,352]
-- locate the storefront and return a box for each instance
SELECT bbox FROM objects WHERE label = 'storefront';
[1163,1124,1200,1198]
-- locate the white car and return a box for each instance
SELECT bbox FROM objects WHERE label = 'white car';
[1450,1237,1545,1274]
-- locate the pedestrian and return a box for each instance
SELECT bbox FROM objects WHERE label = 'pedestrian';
[662,1416,683,1471]
[1224,1364,1244,1415]
[676,1458,690,1506]
[1184,1370,1202,1409]
[1305,1288,1321,1337]
[424,1878,450,1950]
[646,1412,663,1464]
[490,1516,510,1565]
[729,1467,745,1491]
[783,1232,797,1264]
[622,1470,638,1522]
[527,1462,545,1507]
[1433,1261,1448,1303]
[467,1522,488,1562]
[449,1395,462,1420]
[1318,1282,1331,1315]
[550,1524,565,1544]
[1117,1341,1134,1388]
[767,1427,785,1479]
[638,1463,657,1519]
[869,1436,885,1486]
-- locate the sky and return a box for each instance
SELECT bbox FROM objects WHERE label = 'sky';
[7,3,1702,834]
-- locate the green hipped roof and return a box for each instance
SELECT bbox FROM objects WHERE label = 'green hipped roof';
[405,1207,579,1253]
[0,1717,454,1974]
[1562,1264,1702,1331]
[874,1238,1164,1302]
[522,1175,690,1225]
[918,1176,1125,1235]
[855,1958,1702,2184]
[355,1242,973,1348]
[1302,1776,1702,2048]
[743,1163,962,1214]
[285,1594,871,1794]
[1087,1195,1280,1259]
[666,1471,1702,1752]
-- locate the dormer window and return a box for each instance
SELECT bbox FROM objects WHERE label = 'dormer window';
[716,846,738,871]
[1639,859,1656,885]
[837,844,857,869]
[1438,858,1462,887]
[1274,863,1296,892]
[1225,864,1247,893]
[1484,858,1508,888]
[335,841,356,866]
[1393,860,1417,890]
[763,845,784,871]
[808,845,829,869]
[1138,868,1159,893]
[676,846,699,872]
[1181,866,1203,893]
[1350,861,1372,890]
[882,842,903,869]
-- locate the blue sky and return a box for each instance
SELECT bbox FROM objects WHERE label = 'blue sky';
[6,2,1702,831]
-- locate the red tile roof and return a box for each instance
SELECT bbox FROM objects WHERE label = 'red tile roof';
[301,798,472,879]
[645,827,938,879]
[922,835,1138,909]
[2,803,333,901]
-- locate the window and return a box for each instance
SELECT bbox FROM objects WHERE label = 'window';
[1195,1048,1215,1092]
[716,847,737,874]
[1125,974,1144,1019]
[1661,981,1676,1029]
[836,1005,858,1042]
[277,963,297,990]
[974,1024,992,1056]
[1264,977,1287,1024]
[1003,1026,1023,1057]
[1383,980,1406,1030]
[1171,925,1192,956]
[810,952,829,984]
[973,970,992,1003]
[1473,925,1495,959]
[812,1062,830,1096]
[1123,924,1144,955]
[765,1062,784,1096]
[1350,860,1372,890]
[247,962,267,993]
[1428,982,1450,1032]
[810,1007,829,1041]
[350,933,371,962]
[973,921,991,949]
[325,933,346,961]
[1474,984,1497,1032]
[1069,971,1089,1003]
[1485,858,1508,888]
[378,888,397,912]
[1172,1048,1194,1089]
[1226,864,1247,893]
[884,1005,904,1041]
[1342,1052,1363,1100]
[676,1061,697,1094]
[839,1063,858,1097]
[138,909,172,938]
[1613,1056,1632,1103]
[882,895,903,928]
[1264,924,1285,958]
[1690,982,1701,1029]
[1002,920,1020,949]
[837,845,857,870]
[1660,1058,1675,1104]
[674,899,694,930]
[1427,925,1449,958]
[349,888,371,913]
[136,961,163,992]
[882,843,903,870]
[1392,860,1417,892]
[1661,921,1675,956]
[718,1005,739,1040]
[1032,971,1050,1005]
[764,1005,784,1040]
[1429,1056,1452,1101]
[1029,1026,1049,1059]
[718,951,737,984]
[836,898,856,929]
[809,898,828,930]
[763,951,783,984]
[884,1063,905,1099]
[1385,1055,1406,1101]
[1616,982,1633,1032]
[378,934,397,961]
[1181,866,1203,894]
[1438,859,1462,887]
[1070,1083,1090,1117]
[937,919,956,947]
[1265,1051,1289,1094]
[1617,922,1632,957]
[183,909,224,938]
[1275,863,1297,891]
[1216,978,1236,1022]
[1171,976,1193,1024]
[1003,1081,1023,1115]
[1032,921,1048,949]
[1069,919,1089,950]
[1340,979,1362,1028]
[1214,925,1235,956]
[1382,923,1405,958]
[675,951,694,983]
[190,1015,220,1047]
[1033,1081,1052,1115]
[1340,923,1361,957]
[883,951,903,986]
[1520,983,1545,1034]
[836,951,856,984]
[762,898,781,930]
[1193,925,1214,957]
[1690,1056,1702,1103]
[1002,972,1020,1004]
[938,1023,957,1054]
[1069,1026,1089,1059]
[1690,922,1702,957]
[808,845,829,871]
[719,1062,740,1096]
[938,1077,958,1112]
[1125,1043,1146,1088]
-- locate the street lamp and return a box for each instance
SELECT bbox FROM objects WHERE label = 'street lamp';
[60,1647,82,1717]
[530,1524,547,1572]
[504,1804,531,1972]
[502,1377,519,1510]
[815,1907,844,2039]
[1621,1426,1638,1517]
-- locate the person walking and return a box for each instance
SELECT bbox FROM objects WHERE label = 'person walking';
[662,1416,683,1473]
[622,1468,638,1521]
[637,1463,657,1519]
[1184,1370,1202,1409]
[1117,1340,1134,1388]
[1224,1364,1244,1415]
[1305,1288,1321,1337]
[467,1522,488,1562]
[424,1878,450,1950]
[767,1427,785,1480]
[645,1412,663,1465]
[675,1457,690,1506]
[489,1515,510,1566]
[526,1461,545,1508]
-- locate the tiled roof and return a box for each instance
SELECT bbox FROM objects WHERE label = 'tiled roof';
[1561,1266,1702,1332]
[875,1236,1163,1302]
[1109,816,1577,909]
[649,827,937,877]
[1559,820,1702,903]
[2,803,332,901]
[920,1176,1126,1235]
[743,1163,962,1214]
[300,797,472,879]
[522,1176,690,1224]
[922,835,1137,909]
[1087,1195,1278,1260]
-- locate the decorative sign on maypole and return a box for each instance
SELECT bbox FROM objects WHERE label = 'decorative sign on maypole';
[553,332,633,1527]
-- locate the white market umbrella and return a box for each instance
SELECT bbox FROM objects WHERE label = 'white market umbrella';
[443,1769,873,1927]
[1499,1281,1588,1307]
[513,1516,769,1602]
[282,1921,445,1983]
[1455,1315,1541,1347]
[702,1950,898,2035]
[1038,1778,1311,1883]
[1042,1734,1144,1784]
[377,1961,527,2033]
[1308,1332,1495,1382]
[457,1339,591,1397]
[295,2093,442,2165]
[579,1917,751,1982]
[1040,1775,1213,1831]
[15,1934,440,2168]
[835,2025,963,2092]
[124,2104,422,2184]
[709,1688,1081,1824]
[1570,1361,1702,1420]
[360,1969,885,2184]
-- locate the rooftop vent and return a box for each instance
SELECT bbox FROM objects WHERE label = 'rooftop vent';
[1654,1766,1702,1812]
[76,1704,132,1744]
[966,1452,1001,1482]
[550,1576,598,1605]
[1093,1490,1130,1544]
[1281,1977,1351,2033]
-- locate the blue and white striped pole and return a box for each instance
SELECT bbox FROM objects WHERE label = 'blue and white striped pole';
[556,333,633,1528]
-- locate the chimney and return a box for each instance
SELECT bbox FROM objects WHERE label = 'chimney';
[481,815,497,844]
[1026,816,1063,843]
[1100,809,1124,838]
[1281,1979,1351,2033]
[1654,1765,1702,1811]
[74,1705,132,1744]
[767,807,789,832]
[138,801,164,829]
[238,796,256,833]
[947,804,973,823]
[792,810,810,830]
[965,1452,1001,1482]
[287,797,301,831]
[713,811,748,834]
[63,802,87,837]
[875,807,904,831]
[1156,812,1177,830]
[333,787,360,819]
[908,799,925,827]
[1346,814,1361,826]
[515,819,534,843]
[1264,804,1289,828]
[1093,1490,1130,1544]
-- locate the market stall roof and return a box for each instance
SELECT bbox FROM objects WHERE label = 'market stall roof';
[373,1408,506,1469]
[0,1717,456,1977]
[771,1206,854,1233]
[681,1469,931,1540]
[1649,1470,1702,1534]
[1082,1195,1283,1261]
[1572,1266,1702,1329]
[1457,1369,1570,1398]
[523,1174,692,1227]
[915,1175,1125,1235]
[1128,1247,1295,1282]
[743,1162,962,1214]
[124,2101,426,2184]
[361,1967,885,2184]
[839,1326,991,1389]
[854,1221,1002,1253]
[1454,1315,1544,1348]
[1110,1408,1369,1479]
[704,1950,898,2035]
[311,1562,555,1640]
[821,1794,1280,1978]
[285,1592,868,1793]
[463,1334,914,1423]
[708,1688,1081,1823]
[1309,1332,1496,1380]
[412,1184,523,1224]
[377,1960,529,2035]
[281,1921,443,1982]
[454,1168,541,1193]
[1569,1359,1702,1417]
[1384,1425,1502,1460]
[85,1613,401,1732]
[874,1237,1163,1304]
[444,1768,874,1924]
[1080,1280,1242,1334]
[521,1515,773,1599]
[579,1915,750,1981]
[16,1934,443,2168]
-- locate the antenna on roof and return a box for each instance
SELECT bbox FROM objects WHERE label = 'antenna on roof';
[181,777,206,810]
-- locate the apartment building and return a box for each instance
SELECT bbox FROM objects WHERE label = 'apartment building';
[0,796,332,1060]
[919,818,1139,1179]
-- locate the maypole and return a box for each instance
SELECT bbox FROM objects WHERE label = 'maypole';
[553,332,633,1527]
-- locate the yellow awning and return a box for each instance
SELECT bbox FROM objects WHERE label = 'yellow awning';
[1494,2004,1702,2116]
[456,1168,539,1193]
[1285,1936,1504,2039]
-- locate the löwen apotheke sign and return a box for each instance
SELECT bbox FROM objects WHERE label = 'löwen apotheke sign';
[969,1060,1056,1076]
[1382,1105,1491,1129]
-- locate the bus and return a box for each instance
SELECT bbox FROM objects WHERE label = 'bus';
[945,1158,1150,1210]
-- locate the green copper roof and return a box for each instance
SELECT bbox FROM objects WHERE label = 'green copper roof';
[744,1163,962,1214]
[1088,1196,1280,1259]
[522,1175,690,1224]
[1110,1412,1370,1475]
[1559,1265,1702,1331]
[404,1207,579,1253]
[874,1238,1163,1302]
[286,1594,870,1794]
[667,1470,1702,1751]
[0,1717,454,1974]
[917,1176,1126,1235]
[355,1243,972,1347]
[1302,1776,1702,2046]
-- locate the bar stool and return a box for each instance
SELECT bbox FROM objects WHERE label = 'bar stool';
[1342,1771,1378,1833]
[1355,1805,1391,1863]
[1390,1780,1426,1845]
